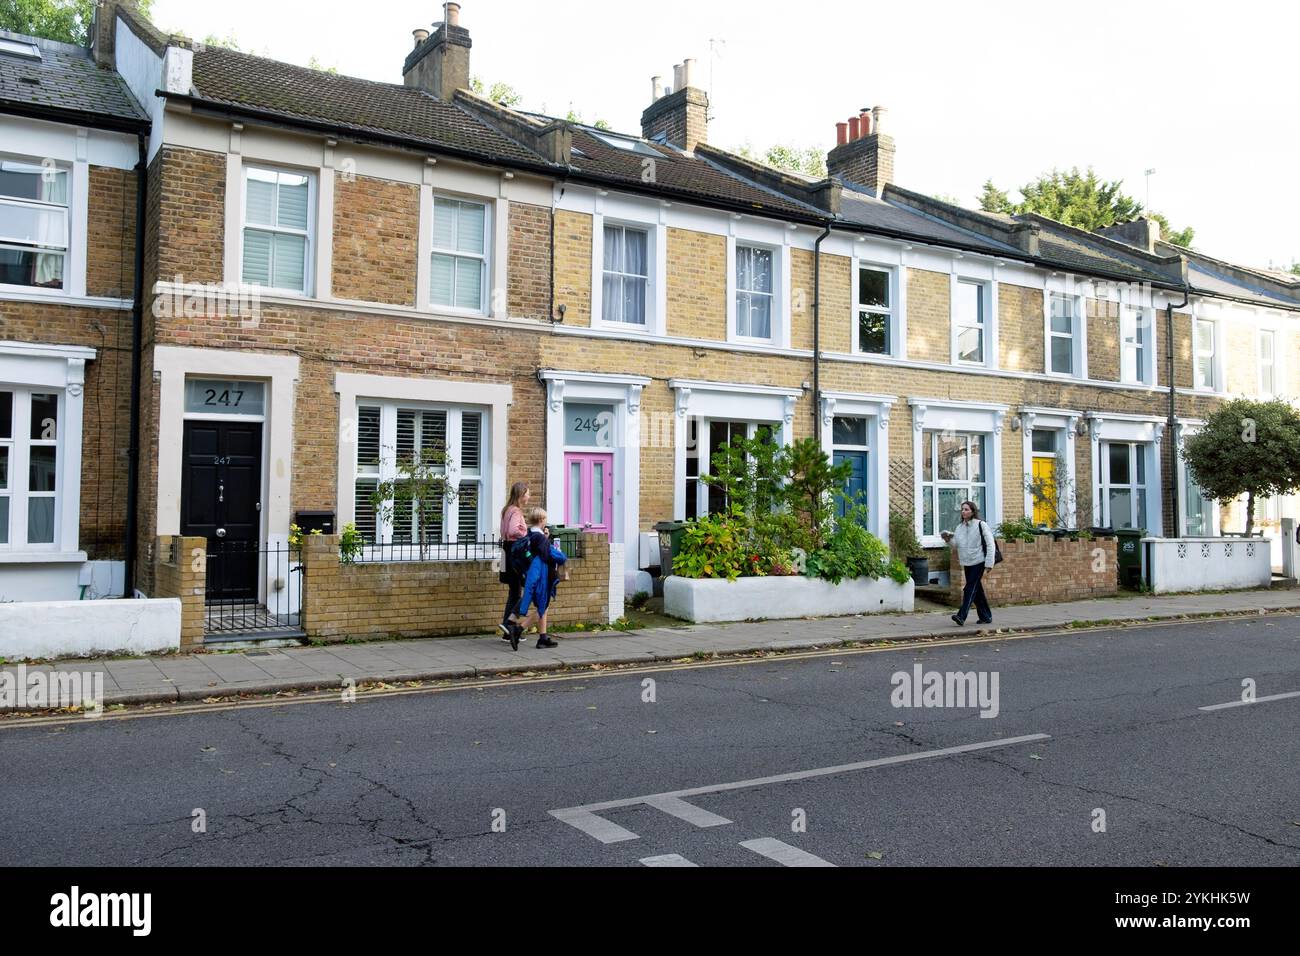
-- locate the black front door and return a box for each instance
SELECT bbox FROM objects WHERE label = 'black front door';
[181,420,263,600]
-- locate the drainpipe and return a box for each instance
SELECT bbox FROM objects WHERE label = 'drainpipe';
[811,221,833,447]
[1166,284,1190,536]
[124,132,147,597]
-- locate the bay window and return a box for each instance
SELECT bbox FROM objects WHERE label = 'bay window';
[684,418,778,520]
[242,166,312,294]
[0,156,69,291]
[735,245,774,340]
[602,224,649,325]
[354,400,486,545]
[430,195,488,312]
[1101,441,1148,530]
[0,387,61,548]
[920,430,988,536]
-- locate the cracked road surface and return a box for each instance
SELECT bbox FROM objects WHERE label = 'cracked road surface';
[2,616,1299,866]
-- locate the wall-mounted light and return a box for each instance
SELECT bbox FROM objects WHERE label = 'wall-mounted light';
[1076,419,1090,436]
[1010,417,1021,432]
[553,303,567,324]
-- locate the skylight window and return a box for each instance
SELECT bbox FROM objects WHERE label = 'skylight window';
[591,131,661,157]
[0,38,41,60]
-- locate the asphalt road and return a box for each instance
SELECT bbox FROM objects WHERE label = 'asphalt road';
[2,616,1299,867]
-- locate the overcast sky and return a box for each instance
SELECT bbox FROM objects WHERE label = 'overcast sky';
[152,0,1300,271]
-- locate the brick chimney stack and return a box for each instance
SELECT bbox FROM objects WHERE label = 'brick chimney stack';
[404,2,471,99]
[827,104,896,195]
[641,58,709,153]
[92,0,137,68]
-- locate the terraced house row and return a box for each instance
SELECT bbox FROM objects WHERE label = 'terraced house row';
[1,1,1298,620]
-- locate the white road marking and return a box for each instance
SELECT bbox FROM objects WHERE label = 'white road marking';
[741,838,835,867]
[1199,690,1300,711]
[643,794,732,828]
[640,853,699,867]
[549,807,639,844]
[550,733,1048,843]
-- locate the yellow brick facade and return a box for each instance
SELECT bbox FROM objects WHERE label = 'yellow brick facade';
[131,142,1296,620]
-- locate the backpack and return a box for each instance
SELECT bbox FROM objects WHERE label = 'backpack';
[509,536,536,577]
[979,520,1005,564]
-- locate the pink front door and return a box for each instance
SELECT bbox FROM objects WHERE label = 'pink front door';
[564,452,614,534]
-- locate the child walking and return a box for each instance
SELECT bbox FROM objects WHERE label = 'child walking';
[507,507,567,650]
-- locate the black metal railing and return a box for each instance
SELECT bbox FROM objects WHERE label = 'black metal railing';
[204,540,303,639]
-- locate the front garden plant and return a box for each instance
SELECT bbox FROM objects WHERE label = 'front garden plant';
[673,432,909,586]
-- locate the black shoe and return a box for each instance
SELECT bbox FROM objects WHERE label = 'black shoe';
[497,623,511,641]
[509,624,521,652]
[536,635,558,649]
[977,618,994,625]
[951,614,965,626]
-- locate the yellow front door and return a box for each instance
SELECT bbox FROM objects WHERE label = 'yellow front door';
[1032,456,1056,526]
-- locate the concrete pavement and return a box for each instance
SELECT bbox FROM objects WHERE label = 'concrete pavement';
[3,586,1298,709]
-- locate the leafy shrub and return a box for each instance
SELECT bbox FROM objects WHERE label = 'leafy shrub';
[806,504,892,584]
[888,509,924,560]
[996,517,1038,542]
[339,521,364,564]
[673,510,748,581]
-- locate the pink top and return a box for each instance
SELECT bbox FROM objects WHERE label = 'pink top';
[500,505,527,542]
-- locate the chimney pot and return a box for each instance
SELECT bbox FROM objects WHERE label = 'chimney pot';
[836,122,848,146]
[682,57,696,88]
[872,105,887,135]
[672,63,684,90]
[443,2,460,27]
[847,116,860,140]
[858,110,872,138]
[412,28,429,47]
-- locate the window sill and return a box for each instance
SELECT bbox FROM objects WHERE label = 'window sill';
[0,550,86,564]
[592,319,652,334]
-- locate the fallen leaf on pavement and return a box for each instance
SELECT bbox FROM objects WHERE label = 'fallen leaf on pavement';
[866,851,884,860]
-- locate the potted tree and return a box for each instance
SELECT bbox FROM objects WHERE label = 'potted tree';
[890,509,929,586]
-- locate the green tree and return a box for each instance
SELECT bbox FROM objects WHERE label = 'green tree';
[306,55,337,74]
[470,76,522,107]
[736,142,826,178]
[1289,262,1300,277]
[980,167,1194,248]
[1,0,153,44]
[977,179,1014,214]
[1182,398,1300,535]
[369,445,457,558]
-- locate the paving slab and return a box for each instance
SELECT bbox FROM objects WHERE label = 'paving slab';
[4,586,1298,710]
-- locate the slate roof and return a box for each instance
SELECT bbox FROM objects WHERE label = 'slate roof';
[0,29,147,127]
[562,126,825,220]
[837,185,1019,256]
[188,46,545,167]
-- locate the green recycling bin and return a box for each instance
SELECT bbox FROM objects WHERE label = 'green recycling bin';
[654,520,687,576]
[548,524,581,558]
[1114,528,1145,588]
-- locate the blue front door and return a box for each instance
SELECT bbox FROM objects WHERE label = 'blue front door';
[834,451,868,521]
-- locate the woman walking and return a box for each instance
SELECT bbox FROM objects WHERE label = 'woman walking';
[498,482,530,646]
[941,500,996,627]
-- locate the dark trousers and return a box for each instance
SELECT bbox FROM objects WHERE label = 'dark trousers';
[957,563,993,624]
[502,575,521,625]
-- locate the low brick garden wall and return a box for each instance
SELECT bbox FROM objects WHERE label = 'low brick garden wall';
[301,533,619,643]
[948,536,1117,606]
[152,535,207,650]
